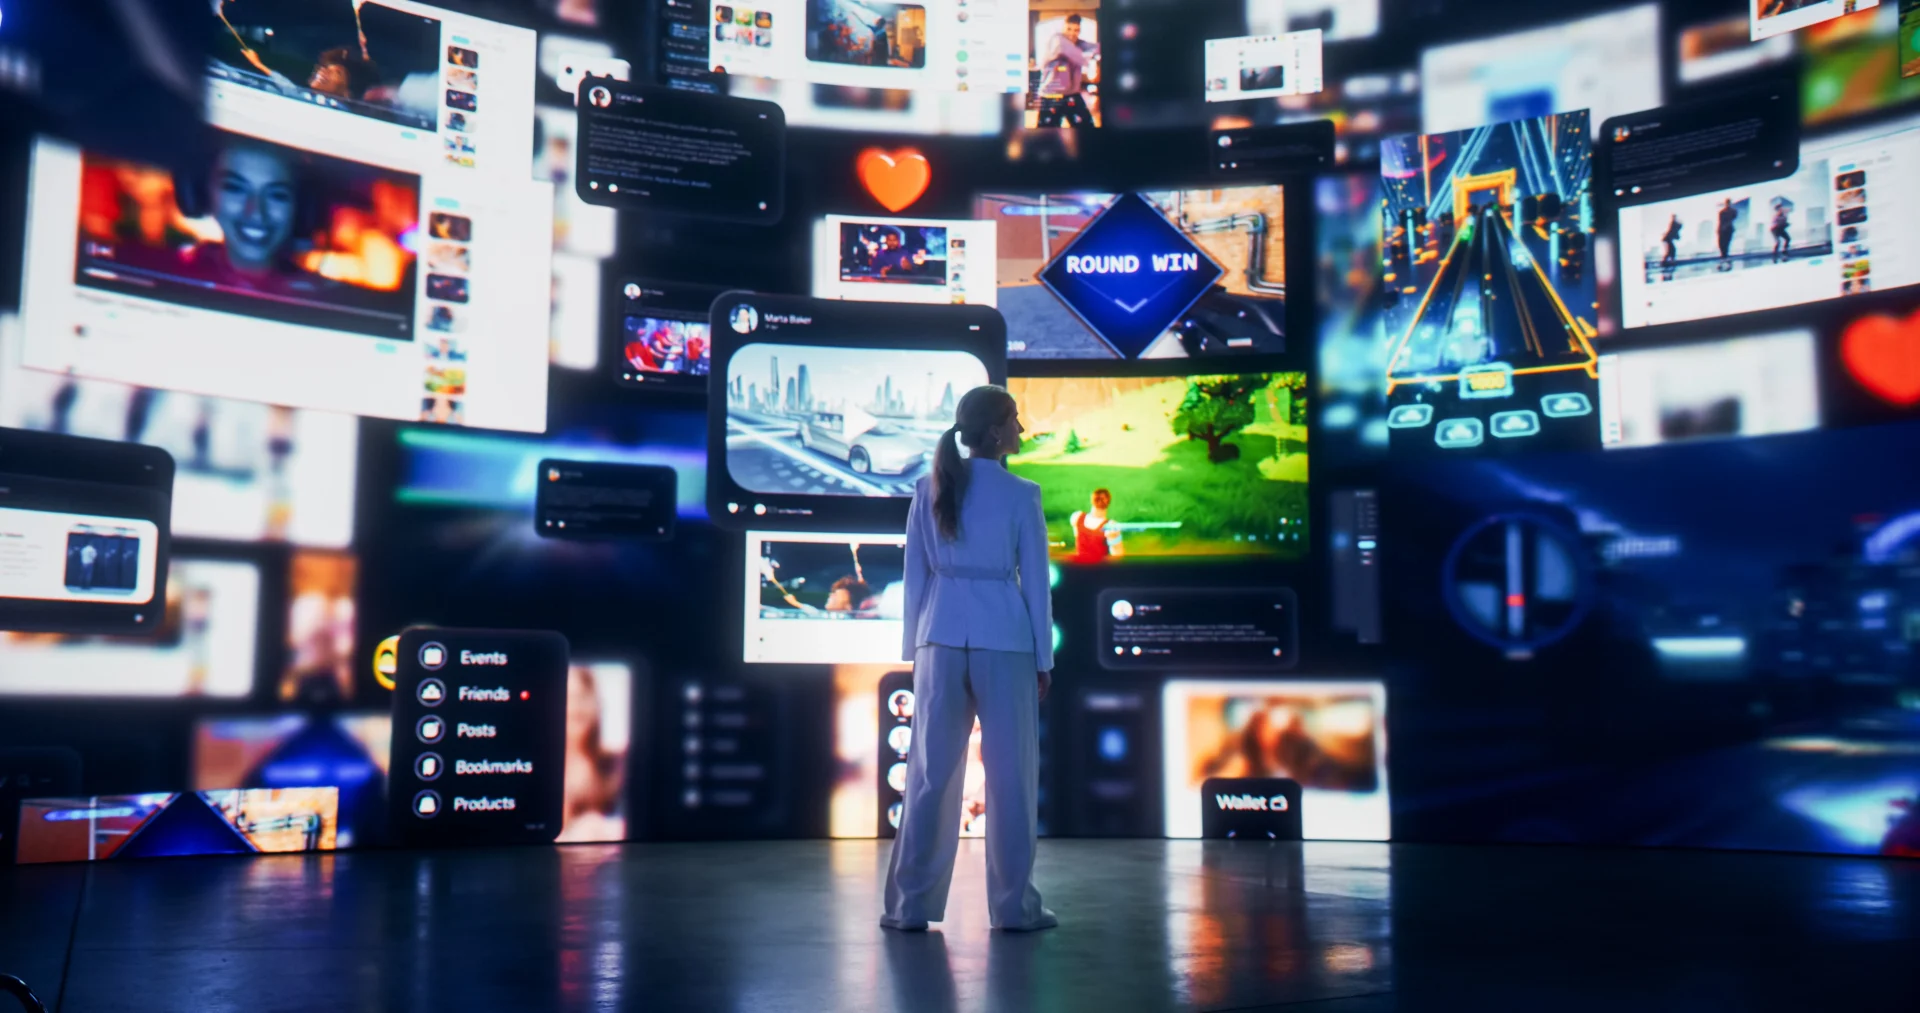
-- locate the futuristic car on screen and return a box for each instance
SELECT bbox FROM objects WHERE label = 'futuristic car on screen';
[798,408,931,475]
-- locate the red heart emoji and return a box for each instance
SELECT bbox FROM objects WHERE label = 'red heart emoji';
[857,148,930,213]
[1842,306,1920,407]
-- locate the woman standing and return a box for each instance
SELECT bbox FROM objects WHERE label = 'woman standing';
[882,385,1057,932]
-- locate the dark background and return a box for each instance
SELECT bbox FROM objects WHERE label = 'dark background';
[3,0,1919,858]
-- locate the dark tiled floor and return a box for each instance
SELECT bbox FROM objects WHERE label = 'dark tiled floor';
[1,840,1916,1012]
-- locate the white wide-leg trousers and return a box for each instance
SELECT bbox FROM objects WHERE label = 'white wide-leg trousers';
[882,645,1047,929]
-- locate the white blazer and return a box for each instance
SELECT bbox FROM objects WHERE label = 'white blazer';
[902,458,1055,671]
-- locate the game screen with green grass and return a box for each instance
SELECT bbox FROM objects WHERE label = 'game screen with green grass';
[1006,373,1309,563]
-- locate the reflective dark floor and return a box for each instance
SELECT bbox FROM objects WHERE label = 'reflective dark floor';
[2,839,1917,1012]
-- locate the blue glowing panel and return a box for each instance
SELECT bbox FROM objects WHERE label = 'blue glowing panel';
[1038,193,1226,359]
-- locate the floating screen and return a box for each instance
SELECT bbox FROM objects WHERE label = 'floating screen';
[193,714,392,848]
[976,185,1289,362]
[721,76,1006,136]
[556,662,632,844]
[708,0,1027,94]
[0,428,173,635]
[15,789,338,864]
[746,531,906,664]
[207,0,539,175]
[1677,16,1796,84]
[281,551,359,704]
[0,318,357,548]
[811,215,999,306]
[707,293,1005,531]
[1162,679,1388,841]
[1752,0,1880,42]
[0,559,262,697]
[1247,0,1379,42]
[1384,419,1920,855]
[1005,373,1309,563]
[615,279,727,391]
[1597,332,1820,449]
[1379,110,1600,456]
[209,2,442,132]
[574,81,785,224]
[1419,5,1662,137]
[1276,69,1420,166]
[1023,1,1104,128]
[1314,172,1390,465]
[1801,6,1920,127]
[535,105,617,372]
[1616,114,1920,330]
[19,3,554,430]
[1204,30,1324,102]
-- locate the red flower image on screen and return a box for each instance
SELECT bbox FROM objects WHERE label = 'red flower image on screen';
[73,131,421,340]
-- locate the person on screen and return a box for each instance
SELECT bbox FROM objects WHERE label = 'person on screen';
[826,576,880,615]
[165,141,358,303]
[869,233,929,280]
[885,385,1056,934]
[869,18,892,66]
[1068,488,1123,563]
[74,540,99,589]
[685,328,711,375]
[1660,214,1681,279]
[208,144,298,278]
[1770,200,1792,263]
[1716,199,1738,271]
[1035,14,1099,128]
[559,666,625,843]
[307,47,380,101]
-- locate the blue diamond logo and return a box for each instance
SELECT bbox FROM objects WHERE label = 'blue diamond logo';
[1037,193,1225,359]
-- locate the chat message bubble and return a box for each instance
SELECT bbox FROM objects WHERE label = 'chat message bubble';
[535,460,677,541]
[575,79,784,223]
[1097,587,1299,671]
[1598,82,1800,208]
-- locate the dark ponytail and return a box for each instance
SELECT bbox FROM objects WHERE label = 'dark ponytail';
[931,384,1017,540]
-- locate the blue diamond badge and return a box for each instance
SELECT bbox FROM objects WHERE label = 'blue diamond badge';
[1038,193,1226,359]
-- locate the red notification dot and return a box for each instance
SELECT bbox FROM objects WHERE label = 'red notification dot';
[520,690,530,700]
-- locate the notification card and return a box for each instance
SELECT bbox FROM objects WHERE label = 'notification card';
[535,459,677,540]
[1098,587,1299,671]
[575,79,785,223]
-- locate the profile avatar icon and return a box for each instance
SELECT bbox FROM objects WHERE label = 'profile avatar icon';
[887,724,913,757]
[887,688,914,720]
[887,762,908,793]
[729,304,760,334]
[1110,599,1134,621]
[588,85,613,108]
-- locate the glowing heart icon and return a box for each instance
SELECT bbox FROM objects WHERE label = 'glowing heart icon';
[857,148,931,213]
[1841,307,1920,407]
